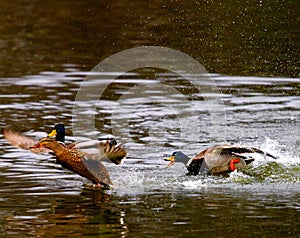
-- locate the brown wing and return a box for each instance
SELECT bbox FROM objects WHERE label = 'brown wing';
[53,147,113,187]
[187,144,277,176]
[82,155,113,187]
[191,144,245,174]
[73,140,127,165]
[196,144,276,174]
[65,143,76,149]
[2,127,50,153]
[218,145,278,160]
[192,144,230,160]
[99,141,127,165]
[203,150,246,174]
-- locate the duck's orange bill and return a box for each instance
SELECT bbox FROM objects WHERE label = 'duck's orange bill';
[164,156,176,167]
[229,158,240,171]
[48,129,57,137]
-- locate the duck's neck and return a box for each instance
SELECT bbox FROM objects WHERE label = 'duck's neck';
[55,134,65,143]
[178,152,192,167]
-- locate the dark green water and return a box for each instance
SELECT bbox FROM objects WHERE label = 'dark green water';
[0,1,299,237]
[0,0,299,77]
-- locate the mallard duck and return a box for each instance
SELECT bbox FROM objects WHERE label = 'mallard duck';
[47,124,126,165]
[165,144,278,175]
[2,125,127,187]
[30,137,113,188]
[2,124,126,165]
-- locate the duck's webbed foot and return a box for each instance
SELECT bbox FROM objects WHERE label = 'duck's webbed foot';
[229,158,241,171]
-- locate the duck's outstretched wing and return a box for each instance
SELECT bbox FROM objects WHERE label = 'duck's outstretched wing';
[74,139,127,165]
[2,127,50,153]
[219,145,278,162]
[100,140,127,165]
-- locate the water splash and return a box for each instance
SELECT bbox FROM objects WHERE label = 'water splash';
[227,138,300,184]
[109,137,299,194]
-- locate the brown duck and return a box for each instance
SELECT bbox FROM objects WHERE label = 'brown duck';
[2,124,126,165]
[2,125,127,187]
[31,137,114,187]
[47,123,126,165]
[165,144,278,176]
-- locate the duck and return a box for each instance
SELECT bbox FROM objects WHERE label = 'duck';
[30,137,113,188]
[2,125,127,187]
[47,123,126,165]
[164,144,278,176]
[2,124,126,165]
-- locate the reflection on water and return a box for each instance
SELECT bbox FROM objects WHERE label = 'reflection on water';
[0,69,299,236]
[1,189,128,237]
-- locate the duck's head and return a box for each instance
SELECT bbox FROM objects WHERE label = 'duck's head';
[48,124,65,142]
[164,151,191,167]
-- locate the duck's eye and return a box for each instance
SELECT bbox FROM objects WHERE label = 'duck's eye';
[172,151,177,156]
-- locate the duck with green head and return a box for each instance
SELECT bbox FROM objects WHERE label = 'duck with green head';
[47,124,125,165]
[48,123,66,143]
[165,144,278,175]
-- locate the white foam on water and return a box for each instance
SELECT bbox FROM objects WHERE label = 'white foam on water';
[253,137,299,166]
[180,179,208,190]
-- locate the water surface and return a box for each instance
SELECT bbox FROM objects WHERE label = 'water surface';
[0,70,299,237]
[0,0,299,237]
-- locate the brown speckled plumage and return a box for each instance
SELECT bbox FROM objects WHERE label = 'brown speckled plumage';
[33,138,113,187]
[185,145,248,175]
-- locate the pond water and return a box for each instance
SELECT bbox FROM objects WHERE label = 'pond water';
[0,0,299,237]
[0,70,299,237]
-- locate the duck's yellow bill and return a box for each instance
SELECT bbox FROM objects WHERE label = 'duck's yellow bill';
[164,156,176,167]
[48,129,57,137]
